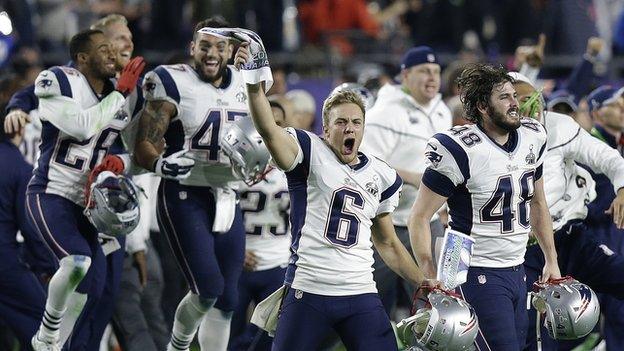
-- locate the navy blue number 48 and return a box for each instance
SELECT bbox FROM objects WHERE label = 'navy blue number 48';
[480,170,535,233]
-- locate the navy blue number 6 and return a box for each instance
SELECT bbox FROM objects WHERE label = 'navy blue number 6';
[324,188,364,248]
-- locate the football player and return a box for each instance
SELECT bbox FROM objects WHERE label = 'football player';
[408,63,560,351]
[513,75,624,350]
[133,17,251,351]
[26,29,144,351]
[236,39,439,351]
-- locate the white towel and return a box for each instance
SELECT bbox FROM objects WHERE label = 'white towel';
[196,27,273,90]
[211,187,237,233]
[250,285,286,337]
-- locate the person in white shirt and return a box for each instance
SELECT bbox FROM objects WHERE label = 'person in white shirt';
[235,40,439,351]
[359,46,452,315]
[408,63,560,351]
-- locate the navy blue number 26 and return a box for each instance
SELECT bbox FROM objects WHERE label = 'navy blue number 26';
[54,127,120,171]
[480,170,535,233]
[324,188,364,248]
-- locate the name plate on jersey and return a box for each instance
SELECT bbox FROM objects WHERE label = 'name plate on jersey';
[436,229,475,289]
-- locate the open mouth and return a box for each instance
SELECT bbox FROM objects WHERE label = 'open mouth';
[204,59,219,70]
[343,138,355,154]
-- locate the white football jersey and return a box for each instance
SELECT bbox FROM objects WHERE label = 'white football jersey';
[142,64,249,188]
[239,169,291,271]
[541,111,624,231]
[29,66,137,206]
[422,120,547,267]
[282,128,402,296]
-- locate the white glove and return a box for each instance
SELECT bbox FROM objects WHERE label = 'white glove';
[154,150,195,180]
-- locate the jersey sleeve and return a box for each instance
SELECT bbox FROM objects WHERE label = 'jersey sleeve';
[35,67,126,141]
[563,123,624,192]
[377,170,403,215]
[420,133,468,196]
[6,84,37,113]
[142,66,181,118]
[279,127,306,172]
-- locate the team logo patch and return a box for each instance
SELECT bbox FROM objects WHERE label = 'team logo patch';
[427,53,436,62]
[365,181,379,197]
[294,289,303,299]
[525,144,536,165]
[599,244,615,256]
[114,110,129,121]
[179,191,187,200]
[425,150,443,167]
[144,81,156,93]
[37,78,53,89]
[477,275,487,284]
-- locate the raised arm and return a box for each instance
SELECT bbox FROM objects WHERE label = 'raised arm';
[407,183,448,278]
[245,83,300,170]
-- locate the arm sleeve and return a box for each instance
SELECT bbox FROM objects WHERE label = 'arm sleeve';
[35,69,126,141]
[142,67,180,118]
[279,127,304,172]
[6,84,37,113]
[377,171,402,215]
[563,125,624,192]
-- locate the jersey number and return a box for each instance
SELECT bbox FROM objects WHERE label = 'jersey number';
[479,170,535,233]
[190,109,248,160]
[324,188,364,248]
[450,126,482,147]
[54,128,120,171]
[240,190,289,236]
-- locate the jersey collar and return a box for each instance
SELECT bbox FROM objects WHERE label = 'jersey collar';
[476,124,520,155]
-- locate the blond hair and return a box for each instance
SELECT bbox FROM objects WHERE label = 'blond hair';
[322,90,366,126]
[90,14,128,31]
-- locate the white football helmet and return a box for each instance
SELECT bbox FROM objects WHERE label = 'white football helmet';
[397,289,478,351]
[221,117,271,186]
[532,276,600,340]
[331,82,376,110]
[84,171,141,237]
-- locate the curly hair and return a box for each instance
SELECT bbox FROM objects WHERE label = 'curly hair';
[455,63,513,124]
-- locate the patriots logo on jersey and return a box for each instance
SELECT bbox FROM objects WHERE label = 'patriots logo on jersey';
[425,150,443,167]
[144,81,156,92]
[114,110,129,122]
[37,79,53,89]
[525,145,536,165]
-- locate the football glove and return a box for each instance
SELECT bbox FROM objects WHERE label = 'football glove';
[116,56,146,97]
[153,150,195,180]
[85,154,125,207]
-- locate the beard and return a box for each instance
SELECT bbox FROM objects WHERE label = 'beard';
[195,58,228,83]
[90,58,116,80]
[488,105,520,132]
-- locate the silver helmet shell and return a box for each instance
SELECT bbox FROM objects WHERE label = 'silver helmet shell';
[331,82,376,110]
[84,171,141,237]
[397,290,478,351]
[221,117,271,186]
[532,277,599,340]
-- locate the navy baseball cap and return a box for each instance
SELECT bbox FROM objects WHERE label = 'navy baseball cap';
[587,86,624,112]
[546,90,578,112]
[401,46,438,70]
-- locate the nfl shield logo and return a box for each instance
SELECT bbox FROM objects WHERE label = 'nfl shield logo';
[294,290,303,299]
[179,191,187,200]
[478,275,487,284]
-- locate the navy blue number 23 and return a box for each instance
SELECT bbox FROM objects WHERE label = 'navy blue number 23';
[480,170,535,233]
[324,188,364,248]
